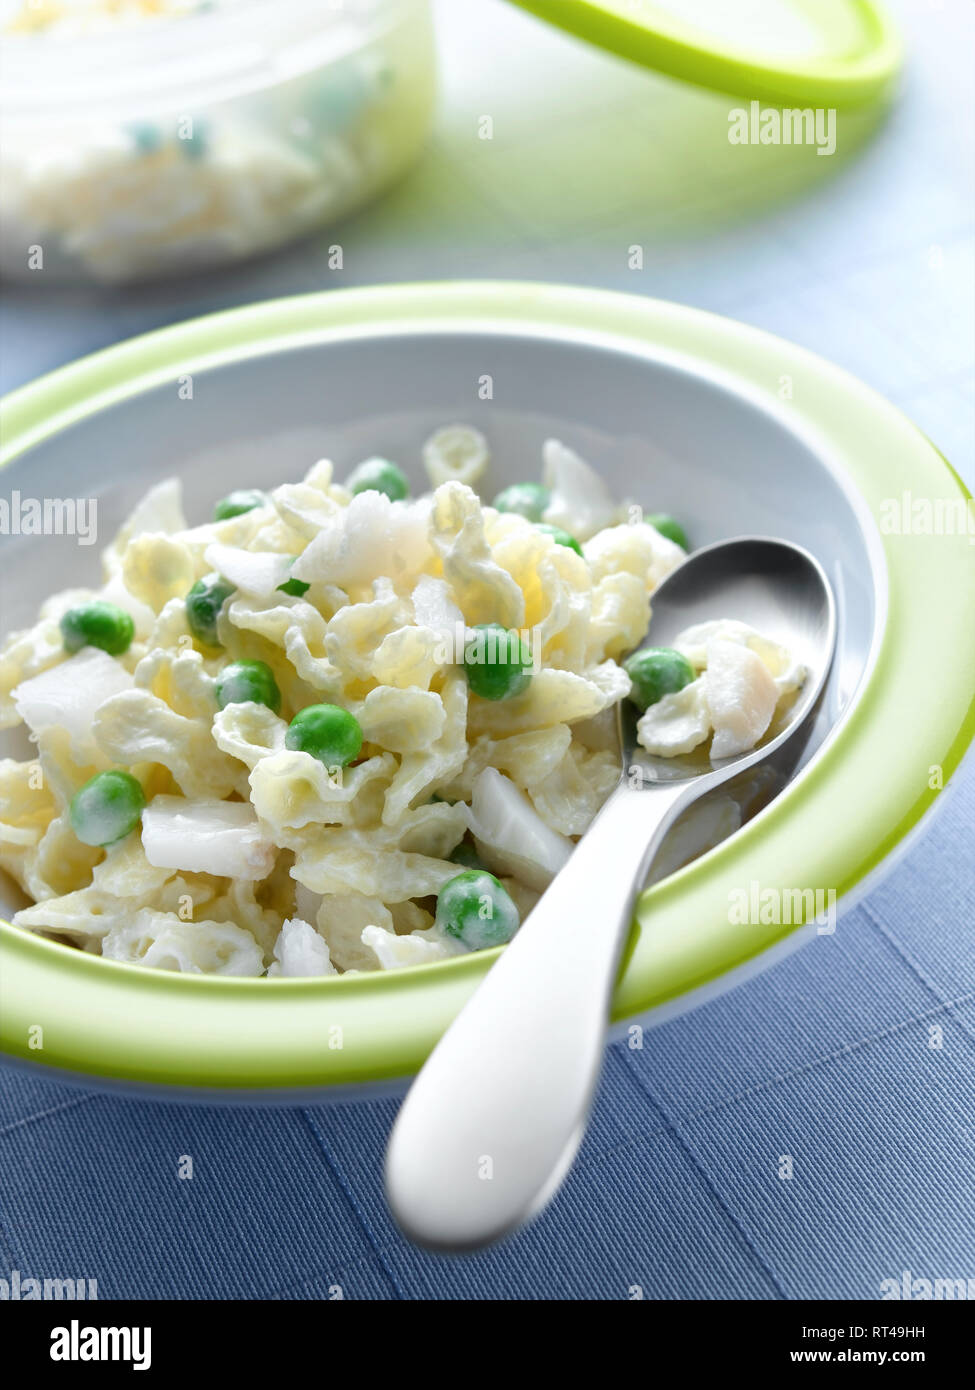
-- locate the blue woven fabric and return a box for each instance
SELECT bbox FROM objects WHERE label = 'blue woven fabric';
[0,0,971,1302]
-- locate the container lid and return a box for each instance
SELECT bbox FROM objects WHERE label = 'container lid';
[508,0,901,107]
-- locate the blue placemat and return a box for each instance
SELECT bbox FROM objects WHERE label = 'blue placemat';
[1,0,972,1299]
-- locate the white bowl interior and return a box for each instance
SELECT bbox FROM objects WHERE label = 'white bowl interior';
[0,328,882,917]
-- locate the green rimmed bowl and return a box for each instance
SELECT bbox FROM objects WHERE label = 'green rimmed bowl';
[0,281,972,1101]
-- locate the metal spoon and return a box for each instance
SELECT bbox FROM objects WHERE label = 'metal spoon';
[386,536,837,1251]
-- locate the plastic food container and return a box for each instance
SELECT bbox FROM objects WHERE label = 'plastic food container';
[0,0,436,284]
[1,282,971,1098]
[0,0,901,287]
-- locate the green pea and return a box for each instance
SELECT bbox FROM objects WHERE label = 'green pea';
[463,623,533,701]
[215,660,281,714]
[60,600,135,657]
[535,522,583,557]
[69,771,146,848]
[128,121,163,154]
[345,458,409,502]
[285,704,362,767]
[624,646,696,711]
[214,489,267,521]
[185,575,235,647]
[645,513,689,550]
[449,840,487,872]
[435,869,520,951]
[492,482,550,523]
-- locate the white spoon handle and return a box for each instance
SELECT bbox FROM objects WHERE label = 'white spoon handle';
[385,780,688,1251]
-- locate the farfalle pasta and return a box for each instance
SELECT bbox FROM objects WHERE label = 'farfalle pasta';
[0,430,801,978]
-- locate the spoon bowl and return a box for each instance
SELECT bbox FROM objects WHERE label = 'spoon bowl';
[625,536,836,786]
[386,536,837,1252]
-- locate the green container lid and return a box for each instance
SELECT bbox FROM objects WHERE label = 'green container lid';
[508,0,901,107]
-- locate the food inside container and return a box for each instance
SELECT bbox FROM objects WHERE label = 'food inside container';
[0,427,807,979]
[0,0,436,283]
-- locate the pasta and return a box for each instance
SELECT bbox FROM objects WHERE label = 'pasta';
[0,432,803,978]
